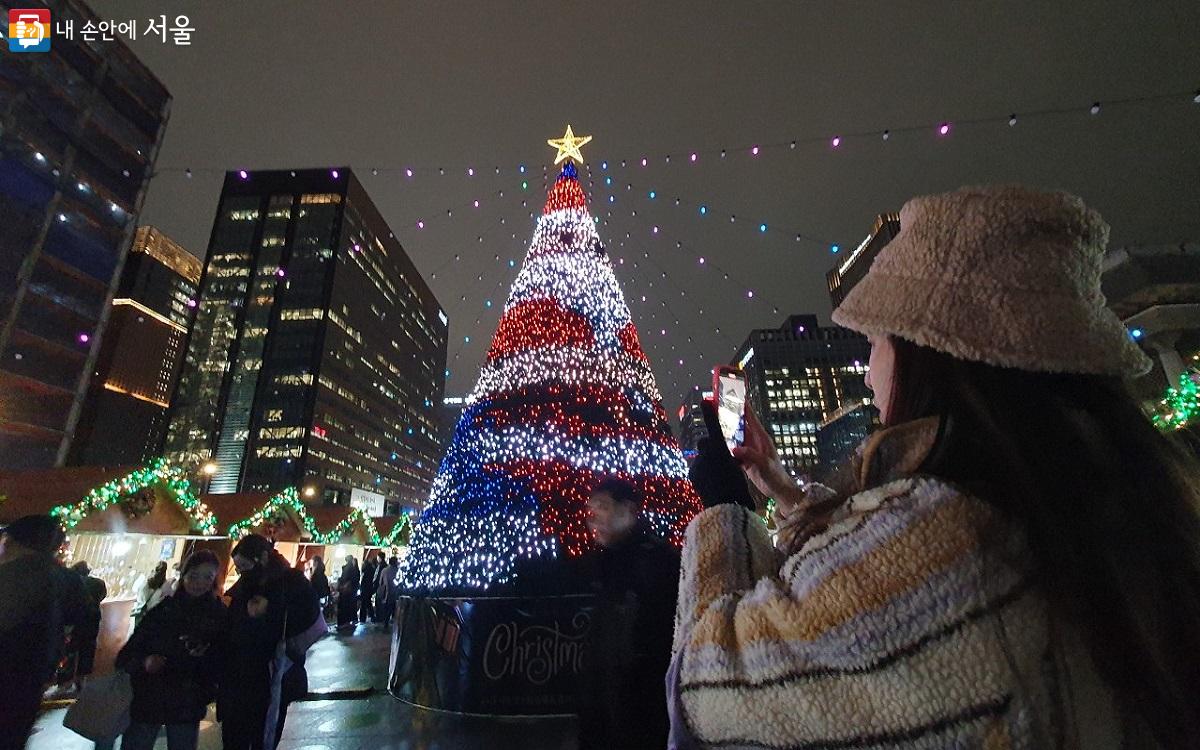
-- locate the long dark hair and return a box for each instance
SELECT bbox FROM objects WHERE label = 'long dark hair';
[147,561,168,590]
[887,335,1200,746]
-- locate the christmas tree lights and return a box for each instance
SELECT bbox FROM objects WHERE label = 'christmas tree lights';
[402,132,702,591]
[50,459,218,536]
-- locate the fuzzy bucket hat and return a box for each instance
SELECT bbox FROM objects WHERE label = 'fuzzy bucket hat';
[832,184,1152,377]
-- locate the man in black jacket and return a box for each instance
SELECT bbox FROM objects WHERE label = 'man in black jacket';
[219,534,320,750]
[358,551,378,625]
[0,515,86,750]
[69,560,107,690]
[576,478,680,750]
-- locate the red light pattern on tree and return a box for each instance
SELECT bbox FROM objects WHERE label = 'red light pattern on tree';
[487,298,594,360]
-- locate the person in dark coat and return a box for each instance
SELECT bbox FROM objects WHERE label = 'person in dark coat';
[218,534,320,750]
[576,478,680,750]
[115,550,227,750]
[308,556,331,601]
[375,556,401,627]
[69,560,107,689]
[358,552,378,624]
[0,515,87,750]
[335,555,359,631]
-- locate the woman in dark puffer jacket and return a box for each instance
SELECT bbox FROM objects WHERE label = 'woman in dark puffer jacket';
[115,550,227,750]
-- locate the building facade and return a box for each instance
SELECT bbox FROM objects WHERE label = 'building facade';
[732,315,871,477]
[816,400,881,476]
[163,168,448,515]
[826,212,901,310]
[676,386,711,462]
[1101,243,1200,399]
[440,395,466,451]
[69,227,200,465]
[0,0,171,468]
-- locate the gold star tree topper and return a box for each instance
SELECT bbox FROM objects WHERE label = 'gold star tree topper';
[547,124,593,165]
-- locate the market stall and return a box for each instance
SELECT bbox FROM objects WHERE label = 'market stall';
[0,460,221,677]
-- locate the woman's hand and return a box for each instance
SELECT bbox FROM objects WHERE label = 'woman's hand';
[143,654,166,674]
[731,406,805,511]
[247,595,269,618]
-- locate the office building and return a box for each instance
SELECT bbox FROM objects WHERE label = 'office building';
[163,168,447,515]
[732,315,871,477]
[676,386,711,461]
[816,400,881,476]
[1102,243,1200,398]
[69,227,200,465]
[826,212,901,310]
[0,0,170,468]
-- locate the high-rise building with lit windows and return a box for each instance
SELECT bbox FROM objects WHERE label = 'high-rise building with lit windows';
[163,168,448,515]
[732,315,871,477]
[69,227,200,465]
[676,386,711,462]
[826,212,901,310]
[0,0,171,468]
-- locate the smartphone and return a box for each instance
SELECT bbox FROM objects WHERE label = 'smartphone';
[712,366,747,452]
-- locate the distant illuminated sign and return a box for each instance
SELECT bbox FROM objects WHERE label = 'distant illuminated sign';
[737,348,754,369]
[350,487,386,518]
[438,310,448,326]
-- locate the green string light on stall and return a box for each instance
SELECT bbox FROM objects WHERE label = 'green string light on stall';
[1153,371,1200,431]
[227,487,412,547]
[49,458,218,536]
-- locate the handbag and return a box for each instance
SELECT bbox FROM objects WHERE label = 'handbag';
[287,607,328,656]
[263,603,325,749]
[63,671,132,741]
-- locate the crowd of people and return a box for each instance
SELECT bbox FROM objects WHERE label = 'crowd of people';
[0,529,327,750]
[3,185,1200,749]
[328,549,401,632]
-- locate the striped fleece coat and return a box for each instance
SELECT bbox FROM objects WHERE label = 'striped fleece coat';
[668,418,1136,749]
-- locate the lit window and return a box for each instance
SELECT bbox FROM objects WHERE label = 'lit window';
[301,194,342,205]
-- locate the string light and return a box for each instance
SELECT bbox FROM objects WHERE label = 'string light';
[50,459,218,536]
[1153,371,1200,431]
[142,90,1192,187]
[227,486,410,546]
[402,140,701,591]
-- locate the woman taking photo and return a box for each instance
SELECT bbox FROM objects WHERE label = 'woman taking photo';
[676,185,1200,748]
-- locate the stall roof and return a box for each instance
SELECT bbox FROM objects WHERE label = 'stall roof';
[306,505,354,531]
[372,515,410,546]
[0,465,138,523]
[0,463,220,537]
[200,492,274,532]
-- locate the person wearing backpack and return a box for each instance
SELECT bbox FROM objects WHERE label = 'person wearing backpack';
[218,534,320,750]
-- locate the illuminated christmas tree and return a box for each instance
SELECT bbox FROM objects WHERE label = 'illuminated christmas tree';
[402,127,702,590]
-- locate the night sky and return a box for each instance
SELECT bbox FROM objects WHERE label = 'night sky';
[107,1,1200,413]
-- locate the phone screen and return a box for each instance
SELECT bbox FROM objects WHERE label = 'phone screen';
[715,369,747,452]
